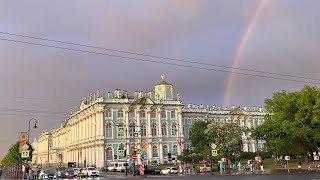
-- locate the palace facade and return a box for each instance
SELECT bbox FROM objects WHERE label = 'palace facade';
[31,77,266,168]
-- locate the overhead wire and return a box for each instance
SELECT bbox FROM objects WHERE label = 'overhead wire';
[0,37,319,85]
[1,31,319,82]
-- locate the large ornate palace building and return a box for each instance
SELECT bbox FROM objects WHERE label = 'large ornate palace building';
[31,76,266,168]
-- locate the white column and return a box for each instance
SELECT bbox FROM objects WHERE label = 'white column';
[136,108,141,148]
[125,109,130,156]
[158,108,162,138]
[159,142,163,164]
[178,111,184,154]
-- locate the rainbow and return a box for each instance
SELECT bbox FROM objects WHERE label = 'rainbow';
[222,0,267,106]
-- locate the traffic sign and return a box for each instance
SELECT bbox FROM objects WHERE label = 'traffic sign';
[211,150,217,156]
[285,156,290,161]
[172,151,176,157]
[134,132,140,138]
[255,156,262,162]
[23,143,29,150]
[137,149,142,155]
[314,156,319,161]
[132,154,137,160]
[140,155,145,161]
[211,143,217,149]
[21,150,30,158]
[118,150,125,157]
[118,126,125,135]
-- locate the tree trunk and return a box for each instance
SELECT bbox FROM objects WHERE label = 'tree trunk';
[273,151,278,166]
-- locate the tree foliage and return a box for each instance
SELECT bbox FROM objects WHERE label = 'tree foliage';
[189,121,245,159]
[1,141,34,165]
[205,122,244,158]
[253,85,320,162]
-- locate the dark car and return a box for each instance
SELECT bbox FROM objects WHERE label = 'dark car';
[62,169,76,179]
[133,165,161,175]
[148,167,161,175]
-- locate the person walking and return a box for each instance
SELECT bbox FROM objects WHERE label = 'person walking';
[260,158,264,173]
[22,164,26,179]
[232,162,237,174]
[187,163,191,174]
[0,165,3,178]
[220,161,225,174]
[298,161,302,171]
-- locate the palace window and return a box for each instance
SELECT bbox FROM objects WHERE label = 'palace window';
[106,147,113,160]
[106,123,113,138]
[152,145,158,157]
[129,110,135,119]
[152,125,157,136]
[161,124,167,136]
[172,124,178,136]
[140,110,146,118]
[172,145,178,155]
[141,125,146,137]
[118,110,124,118]
[160,111,166,119]
[171,111,176,119]
[105,110,112,118]
[129,124,136,136]
[151,110,156,118]
[163,145,168,157]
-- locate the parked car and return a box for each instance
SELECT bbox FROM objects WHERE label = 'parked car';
[83,167,99,177]
[133,165,161,175]
[160,167,179,175]
[55,167,67,178]
[62,169,76,179]
[108,161,130,172]
[38,169,57,179]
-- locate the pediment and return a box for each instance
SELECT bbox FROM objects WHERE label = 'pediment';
[229,107,248,115]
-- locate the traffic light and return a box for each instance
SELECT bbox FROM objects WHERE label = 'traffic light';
[133,146,137,155]
[168,153,172,158]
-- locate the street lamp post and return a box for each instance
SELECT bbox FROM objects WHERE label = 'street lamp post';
[27,118,38,144]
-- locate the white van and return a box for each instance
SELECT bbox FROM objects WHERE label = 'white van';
[108,162,118,172]
[108,161,130,172]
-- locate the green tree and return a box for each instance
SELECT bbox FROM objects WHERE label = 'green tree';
[253,85,320,163]
[189,121,210,154]
[205,122,245,158]
[1,141,34,165]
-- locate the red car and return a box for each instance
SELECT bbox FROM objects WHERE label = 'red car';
[62,169,76,179]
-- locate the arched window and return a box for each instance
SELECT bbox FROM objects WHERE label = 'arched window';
[161,124,167,136]
[140,110,146,118]
[141,124,146,137]
[152,124,157,136]
[106,147,113,160]
[172,124,178,136]
[118,110,124,118]
[172,145,178,156]
[163,145,168,157]
[160,110,166,119]
[152,145,158,157]
[106,123,113,138]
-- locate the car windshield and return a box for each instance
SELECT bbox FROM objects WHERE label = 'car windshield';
[44,169,56,173]
[172,168,178,170]
[88,168,96,170]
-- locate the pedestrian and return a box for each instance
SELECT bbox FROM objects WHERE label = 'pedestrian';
[232,162,237,174]
[298,161,302,171]
[25,166,30,179]
[260,158,264,172]
[179,164,183,174]
[280,156,283,167]
[0,165,3,178]
[220,161,225,174]
[187,162,191,174]
[22,164,26,179]
[192,163,196,174]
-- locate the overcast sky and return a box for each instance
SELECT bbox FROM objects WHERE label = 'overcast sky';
[1,0,320,159]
